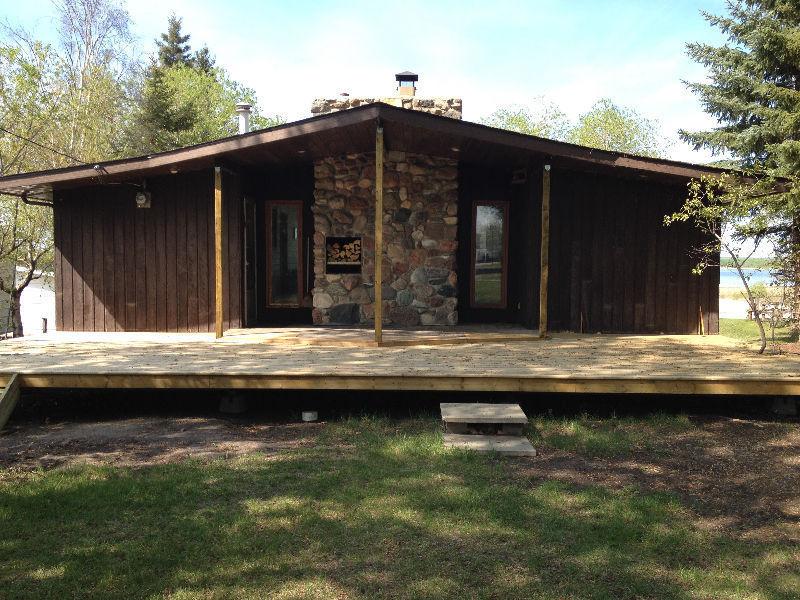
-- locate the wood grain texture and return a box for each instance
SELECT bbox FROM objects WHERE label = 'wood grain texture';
[215,167,224,338]
[547,169,719,334]
[53,171,219,332]
[539,165,550,337]
[4,372,798,396]
[0,373,20,430]
[374,126,384,345]
[0,329,797,396]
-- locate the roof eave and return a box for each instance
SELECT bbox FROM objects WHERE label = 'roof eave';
[0,101,731,197]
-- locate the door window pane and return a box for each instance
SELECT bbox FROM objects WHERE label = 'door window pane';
[473,203,507,307]
[270,204,300,305]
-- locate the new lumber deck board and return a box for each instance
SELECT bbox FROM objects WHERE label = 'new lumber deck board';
[0,329,798,396]
[440,403,529,424]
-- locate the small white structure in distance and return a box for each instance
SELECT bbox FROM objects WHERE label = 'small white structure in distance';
[18,267,56,335]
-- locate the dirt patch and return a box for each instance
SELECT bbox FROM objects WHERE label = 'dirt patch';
[511,416,800,542]
[779,341,800,354]
[2,413,798,543]
[0,417,321,469]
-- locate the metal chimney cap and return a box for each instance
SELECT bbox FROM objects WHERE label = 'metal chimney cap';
[395,71,418,82]
[235,102,253,112]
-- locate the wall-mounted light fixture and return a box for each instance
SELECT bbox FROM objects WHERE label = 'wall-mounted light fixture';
[135,190,151,208]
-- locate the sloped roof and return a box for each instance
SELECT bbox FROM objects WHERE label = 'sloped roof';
[0,102,728,200]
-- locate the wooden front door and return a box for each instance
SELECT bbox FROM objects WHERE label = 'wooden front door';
[266,201,303,307]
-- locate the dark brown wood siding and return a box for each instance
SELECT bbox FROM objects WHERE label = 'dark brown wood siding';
[458,162,541,326]
[53,169,244,332]
[547,168,719,334]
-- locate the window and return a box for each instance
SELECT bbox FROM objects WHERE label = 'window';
[267,201,302,307]
[471,201,509,308]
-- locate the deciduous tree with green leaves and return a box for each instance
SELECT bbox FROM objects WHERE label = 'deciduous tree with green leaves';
[481,97,570,141]
[0,43,61,335]
[1,0,134,336]
[666,175,771,353]
[483,97,668,158]
[568,99,668,158]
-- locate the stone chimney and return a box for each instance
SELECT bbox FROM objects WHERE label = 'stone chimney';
[311,72,462,119]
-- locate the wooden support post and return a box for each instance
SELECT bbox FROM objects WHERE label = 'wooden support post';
[0,373,20,431]
[214,166,224,339]
[374,126,384,345]
[539,164,551,338]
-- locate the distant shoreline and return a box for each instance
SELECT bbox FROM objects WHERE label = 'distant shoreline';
[720,257,773,269]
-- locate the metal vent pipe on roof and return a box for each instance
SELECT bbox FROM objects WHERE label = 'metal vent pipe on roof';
[235,102,252,134]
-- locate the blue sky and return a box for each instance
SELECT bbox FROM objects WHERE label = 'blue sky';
[4,0,728,162]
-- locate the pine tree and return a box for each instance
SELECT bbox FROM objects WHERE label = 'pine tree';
[193,45,215,73]
[682,0,800,335]
[156,13,191,67]
[128,61,195,153]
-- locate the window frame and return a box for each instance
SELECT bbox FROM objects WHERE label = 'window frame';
[265,200,304,308]
[469,199,510,309]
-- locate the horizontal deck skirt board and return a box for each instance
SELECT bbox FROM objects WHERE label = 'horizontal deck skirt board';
[262,333,545,348]
[2,373,798,396]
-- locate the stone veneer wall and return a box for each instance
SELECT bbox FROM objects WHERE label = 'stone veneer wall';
[311,97,462,120]
[311,152,459,327]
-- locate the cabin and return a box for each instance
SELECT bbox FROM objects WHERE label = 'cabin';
[0,73,722,341]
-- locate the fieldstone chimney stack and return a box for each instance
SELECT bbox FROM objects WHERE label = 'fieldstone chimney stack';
[311,72,462,119]
[235,102,252,134]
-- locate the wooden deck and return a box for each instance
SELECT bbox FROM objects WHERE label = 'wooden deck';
[0,327,799,395]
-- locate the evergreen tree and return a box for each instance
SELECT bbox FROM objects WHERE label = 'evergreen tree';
[193,45,215,73]
[127,13,282,154]
[680,0,800,336]
[127,61,195,153]
[156,13,191,67]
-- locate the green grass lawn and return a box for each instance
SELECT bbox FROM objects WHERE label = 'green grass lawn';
[720,317,796,344]
[2,416,798,599]
[474,271,502,305]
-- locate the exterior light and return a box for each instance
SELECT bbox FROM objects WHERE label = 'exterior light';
[135,190,151,208]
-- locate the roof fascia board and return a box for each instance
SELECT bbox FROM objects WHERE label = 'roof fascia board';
[0,104,381,191]
[374,103,726,180]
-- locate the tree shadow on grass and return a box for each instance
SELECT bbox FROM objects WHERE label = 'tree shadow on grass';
[1,419,798,599]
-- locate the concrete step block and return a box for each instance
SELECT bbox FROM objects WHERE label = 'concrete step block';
[443,433,536,456]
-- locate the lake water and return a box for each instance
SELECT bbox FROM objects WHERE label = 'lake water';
[719,267,773,288]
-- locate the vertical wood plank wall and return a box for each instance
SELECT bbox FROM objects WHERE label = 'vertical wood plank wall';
[547,169,719,335]
[51,162,718,335]
[54,169,244,332]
